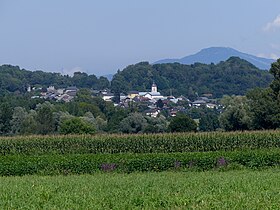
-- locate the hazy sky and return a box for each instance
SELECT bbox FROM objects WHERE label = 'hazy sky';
[1,0,280,75]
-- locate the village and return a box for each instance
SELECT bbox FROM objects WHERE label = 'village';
[30,82,221,118]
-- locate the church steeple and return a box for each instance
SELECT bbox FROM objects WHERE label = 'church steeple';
[151,81,157,93]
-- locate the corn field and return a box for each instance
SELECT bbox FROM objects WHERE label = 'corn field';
[0,130,280,155]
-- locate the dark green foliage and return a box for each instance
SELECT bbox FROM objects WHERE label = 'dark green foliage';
[0,65,110,93]
[168,114,197,132]
[35,102,55,135]
[219,95,252,131]
[269,58,280,96]
[247,88,280,129]
[143,116,168,133]
[245,59,280,130]
[0,149,280,176]
[199,112,220,131]
[0,103,13,134]
[119,113,148,134]
[106,108,129,133]
[111,57,272,98]
[59,118,96,135]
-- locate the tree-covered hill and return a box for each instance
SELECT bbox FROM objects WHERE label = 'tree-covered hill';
[0,65,110,93]
[111,57,273,98]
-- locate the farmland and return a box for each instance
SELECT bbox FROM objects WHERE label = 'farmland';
[1,131,280,208]
[1,131,280,175]
[1,170,280,209]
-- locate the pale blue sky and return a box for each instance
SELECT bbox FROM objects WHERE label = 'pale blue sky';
[1,0,280,75]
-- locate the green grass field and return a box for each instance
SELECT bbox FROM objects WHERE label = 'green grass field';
[1,169,280,209]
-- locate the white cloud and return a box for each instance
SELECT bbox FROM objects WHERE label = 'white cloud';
[263,15,280,32]
[61,67,85,76]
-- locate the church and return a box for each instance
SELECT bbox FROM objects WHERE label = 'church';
[139,82,165,100]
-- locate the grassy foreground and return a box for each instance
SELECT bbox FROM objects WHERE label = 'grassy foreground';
[1,169,280,209]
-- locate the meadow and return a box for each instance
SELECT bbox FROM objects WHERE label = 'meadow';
[1,169,280,209]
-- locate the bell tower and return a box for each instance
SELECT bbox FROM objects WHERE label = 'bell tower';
[151,81,157,93]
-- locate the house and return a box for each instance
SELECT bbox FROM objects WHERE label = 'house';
[57,94,74,103]
[57,89,65,95]
[47,86,55,92]
[65,86,78,97]
[102,93,115,101]
[206,103,217,109]
[144,109,160,118]
[120,93,127,101]
[192,100,206,107]
[128,91,139,99]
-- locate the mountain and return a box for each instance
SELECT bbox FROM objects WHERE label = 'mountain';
[154,47,276,70]
[111,57,273,98]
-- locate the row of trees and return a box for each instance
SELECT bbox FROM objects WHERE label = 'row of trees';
[5,102,199,135]
[0,88,201,135]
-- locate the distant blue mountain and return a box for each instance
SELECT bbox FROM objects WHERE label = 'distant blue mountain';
[154,47,276,70]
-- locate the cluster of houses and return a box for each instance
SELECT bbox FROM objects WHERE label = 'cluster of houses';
[30,86,78,102]
[101,82,219,117]
[29,82,220,117]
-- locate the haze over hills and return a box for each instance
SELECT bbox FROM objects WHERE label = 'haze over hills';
[154,47,276,70]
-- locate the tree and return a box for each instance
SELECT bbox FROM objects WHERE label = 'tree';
[59,117,96,135]
[107,107,129,133]
[0,102,13,134]
[10,107,28,135]
[245,59,280,130]
[144,115,169,133]
[247,88,280,129]
[96,76,110,90]
[199,112,220,131]
[35,102,55,135]
[20,110,37,135]
[269,58,280,96]
[168,114,197,132]
[119,113,148,134]
[156,99,164,109]
[219,95,252,131]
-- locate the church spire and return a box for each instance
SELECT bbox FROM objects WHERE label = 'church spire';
[151,81,157,93]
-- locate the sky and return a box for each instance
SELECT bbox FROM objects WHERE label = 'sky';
[0,0,280,76]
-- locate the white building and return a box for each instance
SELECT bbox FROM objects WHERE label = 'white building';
[139,82,165,100]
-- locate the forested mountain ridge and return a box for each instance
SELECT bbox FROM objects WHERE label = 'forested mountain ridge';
[0,57,273,99]
[0,65,110,93]
[111,57,273,98]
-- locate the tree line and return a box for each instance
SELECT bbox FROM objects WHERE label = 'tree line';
[0,57,279,135]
